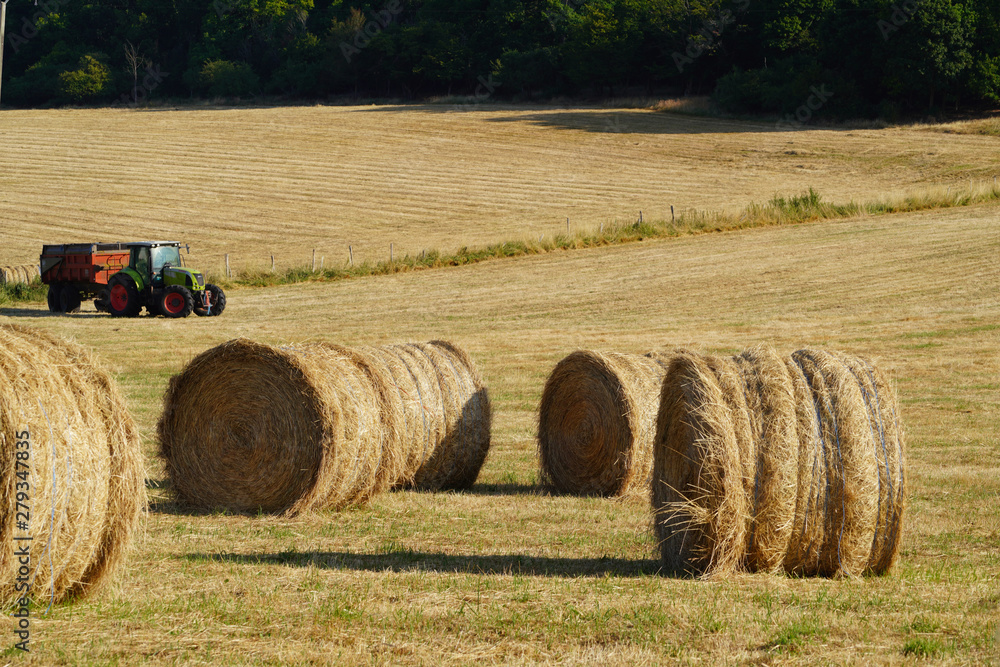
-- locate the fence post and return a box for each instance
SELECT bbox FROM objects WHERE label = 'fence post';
[225,254,230,278]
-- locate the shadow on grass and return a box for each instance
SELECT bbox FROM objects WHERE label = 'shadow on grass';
[184,549,665,578]
[0,307,106,319]
[427,482,544,497]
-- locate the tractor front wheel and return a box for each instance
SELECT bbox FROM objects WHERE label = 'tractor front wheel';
[194,284,226,317]
[108,276,142,318]
[160,285,194,318]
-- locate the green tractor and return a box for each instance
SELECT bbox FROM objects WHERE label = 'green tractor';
[98,242,226,318]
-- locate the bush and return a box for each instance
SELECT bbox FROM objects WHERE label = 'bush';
[198,60,260,97]
[57,55,110,103]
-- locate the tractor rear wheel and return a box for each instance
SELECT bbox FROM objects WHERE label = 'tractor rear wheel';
[160,285,194,318]
[59,285,82,314]
[108,275,142,318]
[47,283,63,313]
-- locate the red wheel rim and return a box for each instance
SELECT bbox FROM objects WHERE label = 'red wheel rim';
[110,284,129,310]
[163,292,185,314]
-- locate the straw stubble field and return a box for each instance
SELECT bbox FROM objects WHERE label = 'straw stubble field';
[0,199,997,664]
[2,105,1000,274]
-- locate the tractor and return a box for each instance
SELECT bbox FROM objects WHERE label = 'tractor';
[41,241,225,318]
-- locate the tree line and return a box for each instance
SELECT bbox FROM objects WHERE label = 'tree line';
[2,0,997,118]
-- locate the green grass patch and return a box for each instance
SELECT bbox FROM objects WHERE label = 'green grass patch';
[765,617,828,652]
[902,636,947,658]
[215,183,1000,292]
[0,279,48,306]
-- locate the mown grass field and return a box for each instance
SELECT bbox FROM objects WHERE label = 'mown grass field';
[0,190,997,664]
[2,105,999,274]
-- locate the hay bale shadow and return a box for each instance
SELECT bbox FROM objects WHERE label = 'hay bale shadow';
[184,550,665,578]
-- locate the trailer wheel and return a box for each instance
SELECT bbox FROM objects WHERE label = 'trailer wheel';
[160,285,194,318]
[47,283,63,313]
[59,286,82,314]
[108,275,142,318]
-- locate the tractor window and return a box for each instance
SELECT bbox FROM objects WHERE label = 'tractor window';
[151,246,182,273]
[134,247,151,276]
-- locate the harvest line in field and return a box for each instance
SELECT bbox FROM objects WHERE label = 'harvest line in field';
[223,182,1000,290]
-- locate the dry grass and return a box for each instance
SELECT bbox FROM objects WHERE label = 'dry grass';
[0,200,996,663]
[2,105,999,274]
[926,117,1000,137]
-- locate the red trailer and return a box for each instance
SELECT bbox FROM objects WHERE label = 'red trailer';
[40,243,130,313]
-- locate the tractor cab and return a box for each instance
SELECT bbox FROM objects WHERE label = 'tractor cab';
[128,242,190,288]
[129,243,187,288]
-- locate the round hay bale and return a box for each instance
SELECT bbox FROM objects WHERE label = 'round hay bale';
[652,352,748,577]
[23,264,40,282]
[0,324,144,605]
[158,338,490,513]
[831,352,906,574]
[374,341,492,490]
[733,346,798,573]
[538,350,672,497]
[789,350,879,577]
[159,340,394,514]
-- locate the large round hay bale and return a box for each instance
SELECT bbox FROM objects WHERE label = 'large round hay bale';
[0,324,145,605]
[158,338,491,514]
[652,346,903,578]
[537,351,672,497]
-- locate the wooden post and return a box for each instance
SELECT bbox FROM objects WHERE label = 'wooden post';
[320,256,324,271]
[566,218,570,234]
[390,243,394,263]
[639,210,643,223]
[312,249,316,272]
[349,245,353,266]
[671,205,675,223]
[600,222,604,234]
[270,255,274,272]
[225,254,230,278]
